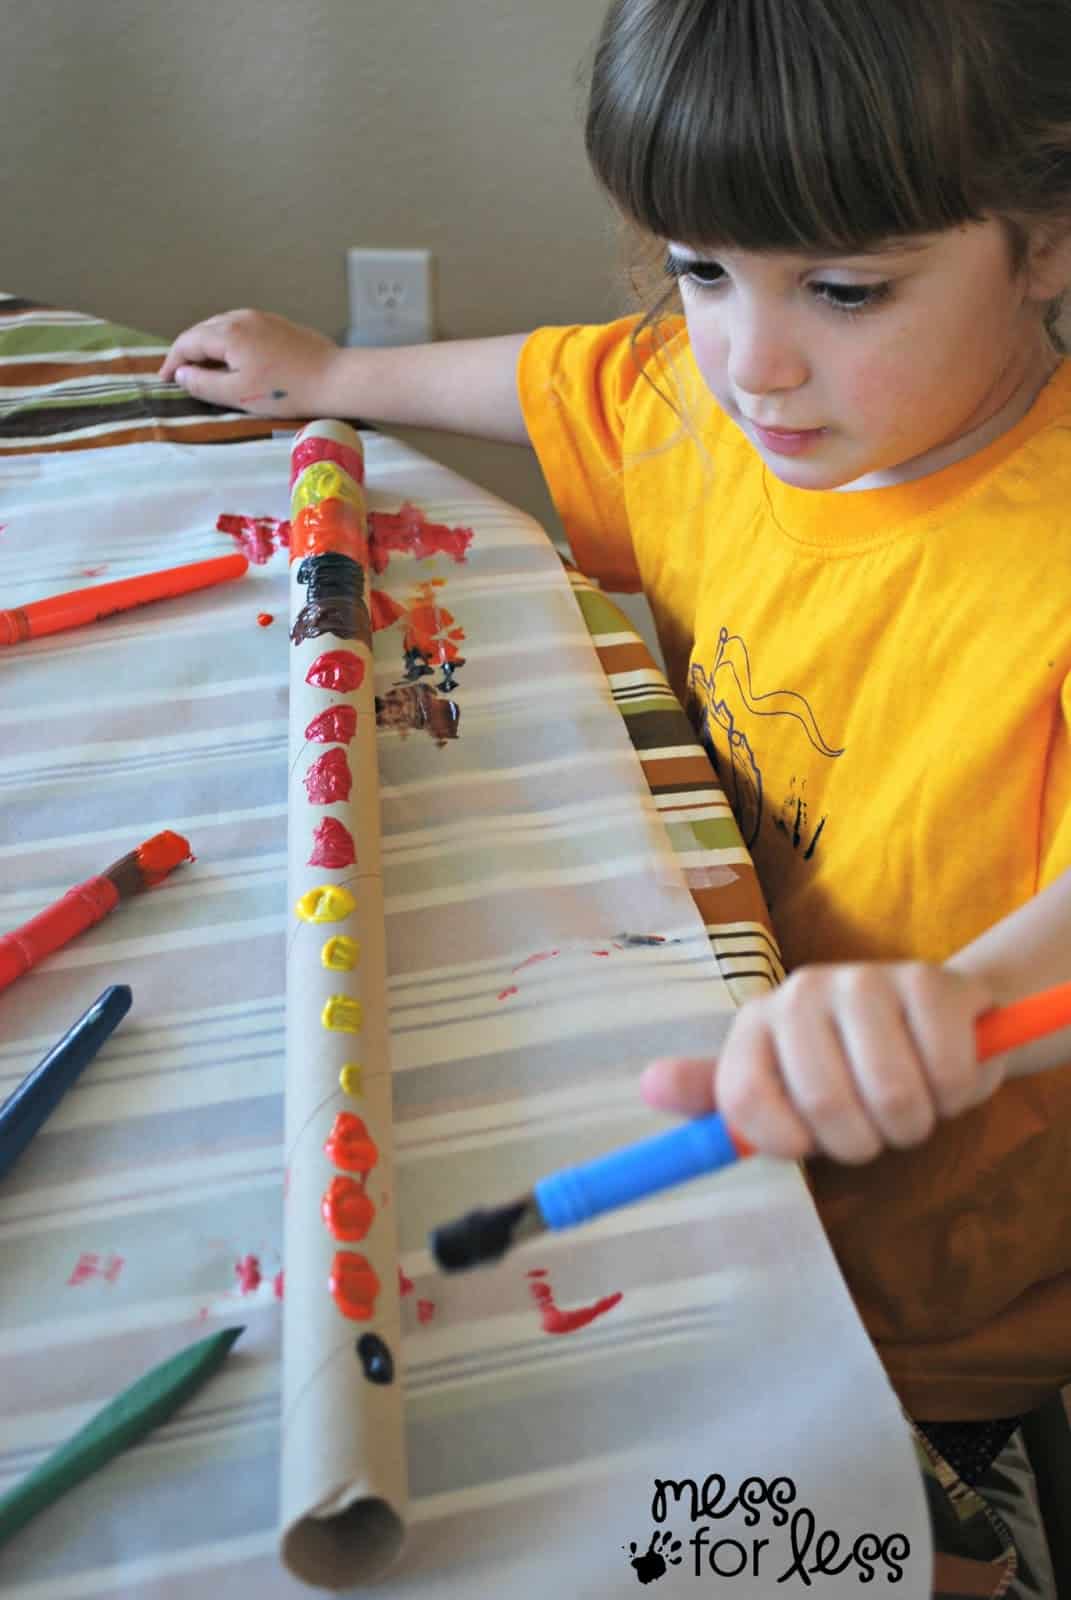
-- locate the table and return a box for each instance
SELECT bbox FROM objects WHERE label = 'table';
[0,292,1014,1598]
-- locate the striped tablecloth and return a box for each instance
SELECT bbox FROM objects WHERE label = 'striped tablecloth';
[0,293,1016,1599]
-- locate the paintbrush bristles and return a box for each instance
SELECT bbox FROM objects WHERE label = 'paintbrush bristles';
[429,1194,545,1272]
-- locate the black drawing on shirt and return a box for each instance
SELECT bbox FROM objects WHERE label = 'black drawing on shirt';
[777,775,827,860]
[688,627,842,857]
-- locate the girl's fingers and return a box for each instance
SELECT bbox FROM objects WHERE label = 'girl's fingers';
[158,323,235,381]
[717,1017,816,1159]
[829,979,937,1151]
[754,1004,881,1163]
[897,965,992,1118]
[640,1056,716,1115]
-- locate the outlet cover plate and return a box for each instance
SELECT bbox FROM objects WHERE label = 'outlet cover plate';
[345,247,435,346]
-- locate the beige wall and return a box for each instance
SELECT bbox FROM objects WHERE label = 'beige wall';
[4,0,631,529]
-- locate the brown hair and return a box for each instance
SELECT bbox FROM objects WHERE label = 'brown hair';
[585,0,1071,350]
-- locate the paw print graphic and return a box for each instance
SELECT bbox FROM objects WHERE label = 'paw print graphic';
[627,1530,683,1585]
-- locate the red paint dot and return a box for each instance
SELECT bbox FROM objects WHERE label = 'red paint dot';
[308,816,357,868]
[257,611,274,627]
[303,746,352,804]
[273,1270,285,1300]
[497,985,518,1001]
[416,1298,435,1325]
[304,704,358,745]
[235,1254,262,1294]
[321,1176,376,1242]
[398,1267,414,1297]
[324,1112,379,1176]
[329,1251,380,1321]
[306,649,365,692]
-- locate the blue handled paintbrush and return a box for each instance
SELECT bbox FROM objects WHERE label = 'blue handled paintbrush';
[0,984,132,1182]
[430,980,1071,1272]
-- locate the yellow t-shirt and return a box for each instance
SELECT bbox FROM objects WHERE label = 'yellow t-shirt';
[519,314,1071,1419]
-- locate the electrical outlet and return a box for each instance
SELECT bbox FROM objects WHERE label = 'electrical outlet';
[344,248,435,347]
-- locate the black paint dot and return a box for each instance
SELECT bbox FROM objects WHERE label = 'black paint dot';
[356,1331,394,1385]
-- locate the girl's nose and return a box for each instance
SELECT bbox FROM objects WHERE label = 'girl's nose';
[727,306,809,401]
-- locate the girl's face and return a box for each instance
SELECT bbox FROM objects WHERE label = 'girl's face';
[668,219,1064,490]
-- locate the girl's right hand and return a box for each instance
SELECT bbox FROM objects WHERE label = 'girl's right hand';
[157,309,340,415]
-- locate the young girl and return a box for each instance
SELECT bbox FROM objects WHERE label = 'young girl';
[161,0,1071,1501]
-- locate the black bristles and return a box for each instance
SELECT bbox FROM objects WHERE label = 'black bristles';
[429,1197,534,1272]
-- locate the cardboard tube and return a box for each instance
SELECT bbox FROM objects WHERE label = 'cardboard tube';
[279,421,407,1587]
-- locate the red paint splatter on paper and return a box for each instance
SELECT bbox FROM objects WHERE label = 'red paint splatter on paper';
[308,816,356,868]
[367,505,473,572]
[512,950,560,973]
[416,1298,436,1325]
[497,985,518,1001]
[398,1267,414,1297]
[256,612,274,627]
[526,1269,623,1336]
[593,950,610,957]
[306,650,364,693]
[67,1252,124,1286]
[402,581,466,667]
[235,1254,262,1294]
[304,704,357,745]
[303,747,352,804]
[216,513,290,565]
[370,588,405,631]
[273,1269,285,1300]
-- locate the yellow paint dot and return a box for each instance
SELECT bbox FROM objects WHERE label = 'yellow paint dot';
[291,461,364,513]
[339,1063,363,1096]
[323,995,363,1033]
[321,934,360,971]
[295,885,356,923]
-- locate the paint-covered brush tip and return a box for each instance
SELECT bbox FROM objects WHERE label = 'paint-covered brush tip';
[429,1197,535,1272]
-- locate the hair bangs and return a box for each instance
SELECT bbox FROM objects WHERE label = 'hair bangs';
[585,0,994,257]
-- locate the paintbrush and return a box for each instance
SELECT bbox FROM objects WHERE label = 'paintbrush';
[0,1326,243,1548]
[0,553,249,647]
[430,979,1071,1272]
[0,830,192,993]
[0,985,132,1181]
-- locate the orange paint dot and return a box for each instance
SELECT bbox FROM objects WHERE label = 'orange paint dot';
[329,1251,380,1320]
[323,1111,379,1175]
[256,612,274,627]
[321,1175,376,1241]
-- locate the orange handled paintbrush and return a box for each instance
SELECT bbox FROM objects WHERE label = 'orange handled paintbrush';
[0,553,249,646]
[431,979,1071,1270]
[0,831,193,993]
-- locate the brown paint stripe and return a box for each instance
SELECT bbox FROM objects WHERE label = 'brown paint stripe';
[0,351,164,384]
[595,640,652,673]
[0,416,276,452]
[691,877,777,934]
[640,754,717,787]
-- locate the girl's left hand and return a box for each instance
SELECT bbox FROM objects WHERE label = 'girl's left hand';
[641,962,1006,1163]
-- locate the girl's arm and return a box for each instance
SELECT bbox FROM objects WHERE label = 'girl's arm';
[945,866,1071,1079]
[159,310,531,445]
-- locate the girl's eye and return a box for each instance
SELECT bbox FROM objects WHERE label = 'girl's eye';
[664,252,891,316]
[814,281,891,315]
[664,254,725,288]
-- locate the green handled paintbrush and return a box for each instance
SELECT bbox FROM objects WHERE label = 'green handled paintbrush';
[0,1325,243,1548]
